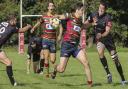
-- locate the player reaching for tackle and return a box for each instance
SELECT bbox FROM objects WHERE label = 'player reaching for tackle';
[51,2,93,87]
[84,1,127,85]
[0,14,32,86]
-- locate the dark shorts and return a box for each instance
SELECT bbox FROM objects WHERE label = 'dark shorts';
[0,45,2,52]
[42,39,56,53]
[0,49,2,52]
[60,41,81,58]
[99,37,116,52]
[27,53,40,62]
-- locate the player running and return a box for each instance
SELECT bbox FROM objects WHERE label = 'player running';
[31,2,63,77]
[84,1,127,85]
[0,14,32,86]
[51,2,93,87]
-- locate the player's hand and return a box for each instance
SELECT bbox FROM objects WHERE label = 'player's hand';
[92,16,98,26]
[27,24,32,28]
[96,33,102,40]
[30,28,34,33]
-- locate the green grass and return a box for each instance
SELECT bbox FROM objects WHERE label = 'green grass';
[0,46,128,89]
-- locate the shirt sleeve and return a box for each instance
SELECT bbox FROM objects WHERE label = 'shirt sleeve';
[64,13,72,19]
[87,13,93,23]
[12,27,19,33]
[106,14,112,28]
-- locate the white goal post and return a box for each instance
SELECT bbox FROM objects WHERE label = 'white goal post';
[19,0,42,54]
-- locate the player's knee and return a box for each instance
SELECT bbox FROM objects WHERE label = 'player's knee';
[98,52,104,58]
[111,51,118,61]
[58,66,65,73]
[6,59,12,66]
[51,61,55,64]
[50,59,56,64]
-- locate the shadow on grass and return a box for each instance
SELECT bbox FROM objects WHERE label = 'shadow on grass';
[18,82,42,86]
[0,69,26,72]
[49,81,102,87]
[0,82,42,86]
[60,73,84,77]
[112,82,128,86]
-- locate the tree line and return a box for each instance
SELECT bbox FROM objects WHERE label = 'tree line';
[0,0,128,47]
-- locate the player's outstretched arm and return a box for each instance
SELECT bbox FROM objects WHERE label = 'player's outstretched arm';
[31,21,41,33]
[55,14,66,20]
[19,24,32,33]
[57,24,63,42]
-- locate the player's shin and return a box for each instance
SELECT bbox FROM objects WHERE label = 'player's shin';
[44,63,49,77]
[100,56,111,75]
[40,59,44,72]
[111,52,125,81]
[51,64,57,79]
[6,66,16,86]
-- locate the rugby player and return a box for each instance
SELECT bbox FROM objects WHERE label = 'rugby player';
[27,32,42,74]
[0,14,32,86]
[84,1,127,85]
[51,2,93,87]
[31,2,63,77]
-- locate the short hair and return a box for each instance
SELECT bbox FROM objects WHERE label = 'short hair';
[70,2,85,13]
[100,1,108,9]
[7,14,16,21]
[47,1,55,7]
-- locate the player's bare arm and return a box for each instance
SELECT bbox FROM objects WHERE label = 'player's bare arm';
[57,24,63,42]
[19,24,32,33]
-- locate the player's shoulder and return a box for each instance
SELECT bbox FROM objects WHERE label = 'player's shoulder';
[91,11,98,17]
[0,21,9,27]
[104,13,112,20]
[42,12,47,17]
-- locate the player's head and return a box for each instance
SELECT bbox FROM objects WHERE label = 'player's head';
[98,1,107,16]
[71,2,85,18]
[7,14,17,26]
[47,1,55,12]
[30,41,37,49]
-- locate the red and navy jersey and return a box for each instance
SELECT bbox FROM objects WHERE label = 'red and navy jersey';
[0,22,19,48]
[63,13,83,45]
[87,12,112,34]
[40,15,56,40]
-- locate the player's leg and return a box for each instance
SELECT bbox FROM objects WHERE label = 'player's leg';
[96,42,112,83]
[26,53,31,74]
[108,49,126,85]
[51,42,70,79]
[51,57,69,79]
[32,54,40,73]
[0,50,17,86]
[49,42,56,71]
[106,39,127,85]
[43,49,50,77]
[42,40,50,77]
[75,49,93,87]
[39,49,44,73]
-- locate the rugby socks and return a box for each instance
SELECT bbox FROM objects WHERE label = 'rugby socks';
[40,59,44,72]
[44,63,49,77]
[6,66,16,85]
[100,56,111,75]
[114,58,125,81]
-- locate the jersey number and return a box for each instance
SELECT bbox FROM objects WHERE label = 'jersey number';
[73,25,81,32]
[0,22,8,33]
[46,24,54,30]
[0,27,5,33]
